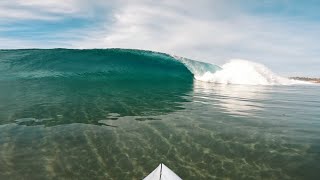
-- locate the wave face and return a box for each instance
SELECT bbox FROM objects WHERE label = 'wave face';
[0,49,197,81]
[195,59,309,85]
[0,49,200,125]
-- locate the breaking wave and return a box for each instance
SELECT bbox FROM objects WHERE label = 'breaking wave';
[0,49,311,86]
[192,59,310,85]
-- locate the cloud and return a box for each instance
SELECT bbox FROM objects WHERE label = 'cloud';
[0,0,319,76]
[0,1,75,21]
[69,1,319,75]
[0,0,117,22]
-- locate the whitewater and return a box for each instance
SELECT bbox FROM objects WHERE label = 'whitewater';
[174,56,311,86]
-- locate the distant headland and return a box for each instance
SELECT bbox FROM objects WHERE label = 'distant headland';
[290,77,320,83]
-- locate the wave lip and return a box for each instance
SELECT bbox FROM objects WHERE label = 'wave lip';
[172,55,221,77]
[195,59,311,85]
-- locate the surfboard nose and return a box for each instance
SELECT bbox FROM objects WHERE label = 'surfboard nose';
[143,163,182,180]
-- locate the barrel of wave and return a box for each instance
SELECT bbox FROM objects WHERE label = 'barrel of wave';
[194,59,312,85]
[172,55,222,78]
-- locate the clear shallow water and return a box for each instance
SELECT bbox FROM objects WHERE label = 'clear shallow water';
[0,49,320,180]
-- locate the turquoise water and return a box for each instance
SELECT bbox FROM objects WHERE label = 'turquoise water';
[0,49,319,179]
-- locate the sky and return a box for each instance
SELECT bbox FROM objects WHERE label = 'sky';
[0,0,319,77]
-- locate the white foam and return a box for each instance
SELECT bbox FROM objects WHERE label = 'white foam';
[195,59,311,85]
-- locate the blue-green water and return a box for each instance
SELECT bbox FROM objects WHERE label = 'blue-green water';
[0,49,319,179]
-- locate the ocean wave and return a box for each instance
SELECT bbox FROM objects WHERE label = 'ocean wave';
[0,49,193,81]
[0,49,313,86]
